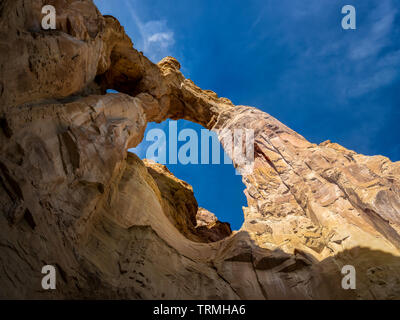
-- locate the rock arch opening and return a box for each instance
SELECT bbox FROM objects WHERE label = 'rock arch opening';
[129,119,247,237]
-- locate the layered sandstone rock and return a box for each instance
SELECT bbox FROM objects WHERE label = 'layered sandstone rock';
[195,207,232,242]
[1,0,400,299]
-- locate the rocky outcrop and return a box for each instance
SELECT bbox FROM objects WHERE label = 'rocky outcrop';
[143,160,231,243]
[1,0,400,299]
[195,208,232,242]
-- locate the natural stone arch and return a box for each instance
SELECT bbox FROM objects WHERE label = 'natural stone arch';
[1,0,400,300]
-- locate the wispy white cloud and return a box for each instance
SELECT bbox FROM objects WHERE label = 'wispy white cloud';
[281,0,399,99]
[347,50,400,97]
[124,0,175,62]
[348,1,396,60]
[252,0,399,157]
[148,31,174,47]
[348,68,397,97]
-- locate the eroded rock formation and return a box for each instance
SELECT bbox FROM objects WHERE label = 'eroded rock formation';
[1,0,400,299]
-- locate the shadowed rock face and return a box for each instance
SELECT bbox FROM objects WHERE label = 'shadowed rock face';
[195,207,232,243]
[143,160,232,243]
[1,0,400,299]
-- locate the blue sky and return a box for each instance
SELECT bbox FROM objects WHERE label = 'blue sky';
[95,0,400,230]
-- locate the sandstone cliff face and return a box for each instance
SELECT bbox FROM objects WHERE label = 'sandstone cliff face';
[1,0,400,299]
